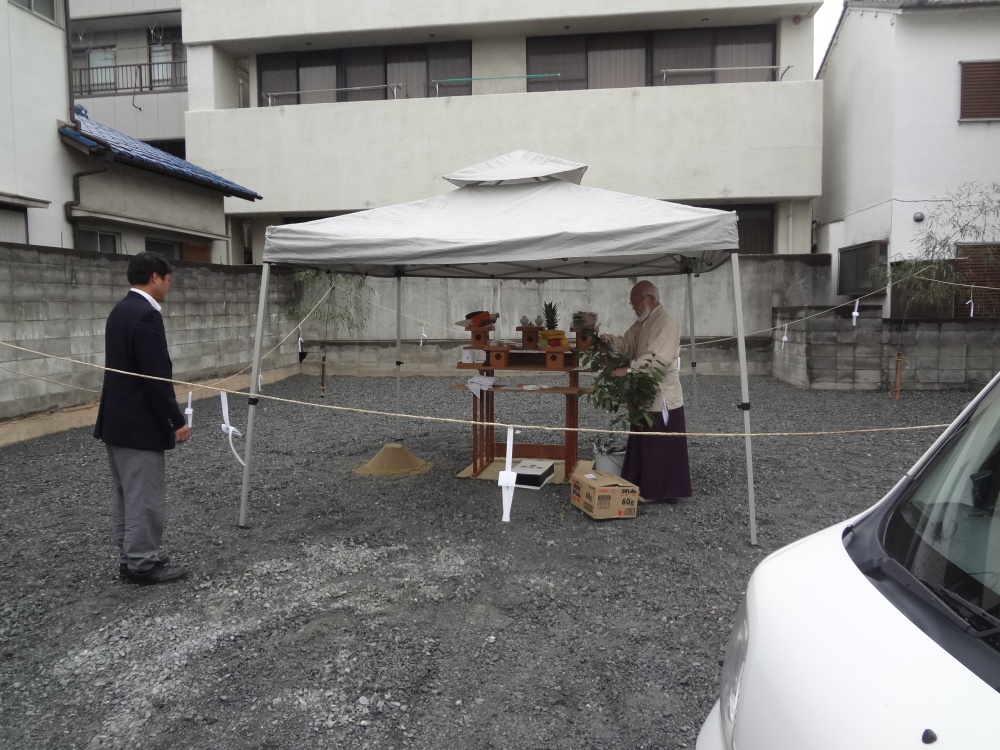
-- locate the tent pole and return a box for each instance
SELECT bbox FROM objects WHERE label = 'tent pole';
[395,273,402,418]
[238,261,271,528]
[685,272,697,411]
[730,254,757,546]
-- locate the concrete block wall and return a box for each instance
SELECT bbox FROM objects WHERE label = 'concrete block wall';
[0,243,298,420]
[296,255,834,352]
[771,305,886,391]
[300,335,773,378]
[882,320,1000,392]
[772,306,1000,391]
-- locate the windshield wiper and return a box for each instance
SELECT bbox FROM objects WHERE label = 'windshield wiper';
[925,582,1000,639]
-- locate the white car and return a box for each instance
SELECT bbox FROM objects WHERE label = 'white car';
[697,371,1000,750]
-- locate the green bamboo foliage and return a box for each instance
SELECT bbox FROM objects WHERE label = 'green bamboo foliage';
[869,181,1000,318]
[282,269,372,337]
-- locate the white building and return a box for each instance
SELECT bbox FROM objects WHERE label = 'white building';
[181,0,825,265]
[68,1,185,151]
[1,0,258,262]
[815,0,1000,313]
[1,0,74,248]
[67,0,223,159]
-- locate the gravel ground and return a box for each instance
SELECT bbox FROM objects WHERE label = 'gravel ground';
[0,373,974,750]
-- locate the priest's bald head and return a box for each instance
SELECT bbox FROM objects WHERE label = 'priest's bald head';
[629,280,660,319]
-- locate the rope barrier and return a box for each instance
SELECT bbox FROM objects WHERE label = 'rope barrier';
[0,263,987,441]
[0,339,954,440]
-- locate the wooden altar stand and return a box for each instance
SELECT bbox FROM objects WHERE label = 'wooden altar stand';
[454,325,593,478]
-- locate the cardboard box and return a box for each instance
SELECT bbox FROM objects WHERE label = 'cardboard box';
[514,459,554,489]
[570,468,638,519]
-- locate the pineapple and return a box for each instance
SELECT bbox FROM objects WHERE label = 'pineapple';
[540,302,565,346]
[542,301,559,331]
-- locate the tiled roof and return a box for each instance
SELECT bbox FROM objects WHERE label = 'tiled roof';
[59,105,261,201]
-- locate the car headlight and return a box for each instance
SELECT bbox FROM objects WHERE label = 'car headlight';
[719,596,749,750]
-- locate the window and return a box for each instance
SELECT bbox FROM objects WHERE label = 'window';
[655,26,777,85]
[428,42,472,97]
[961,61,1000,120]
[882,382,1000,651]
[0,206,28,244]
[527,25,775,92]
[238,58,251,108]
[587,33,646,89]
[732,205,775,255]
[78,229,119,254]
[691,204,774,255]
[149,26,185,90]
[838,241,888,296]
[180,243,212,263]
[258,41,471,105]
[145,238,179,260]
[242,220,254,265]
[88,48,116,91]
[10,0,59,23]
[526,36,587,91]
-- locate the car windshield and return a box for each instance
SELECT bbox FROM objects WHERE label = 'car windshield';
[883,383,1000,642]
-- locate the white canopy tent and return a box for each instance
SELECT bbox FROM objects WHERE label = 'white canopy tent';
[247,151,759,542]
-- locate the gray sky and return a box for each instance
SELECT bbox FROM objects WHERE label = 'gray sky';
[814,0,842,75]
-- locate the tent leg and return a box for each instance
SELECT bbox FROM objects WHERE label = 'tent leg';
[686,272,697,411]
[395,274,402,419]
[238,262,271,528]
[730,254,757,546]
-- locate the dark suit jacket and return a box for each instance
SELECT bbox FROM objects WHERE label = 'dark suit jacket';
[94,291,185,451]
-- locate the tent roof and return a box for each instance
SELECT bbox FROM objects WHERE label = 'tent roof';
[443,149,588,186]
[263,151,739,279]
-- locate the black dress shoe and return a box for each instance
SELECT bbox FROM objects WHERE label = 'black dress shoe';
[121,561,188,585]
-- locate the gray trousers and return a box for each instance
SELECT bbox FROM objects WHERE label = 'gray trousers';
[106,445,167,572]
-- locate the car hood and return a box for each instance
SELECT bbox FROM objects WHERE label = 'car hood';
[734,523,998,749]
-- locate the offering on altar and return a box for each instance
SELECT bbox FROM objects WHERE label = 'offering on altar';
[455,311,499,328]
[539,301,570,347]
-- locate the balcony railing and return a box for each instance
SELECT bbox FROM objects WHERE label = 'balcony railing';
[430,73,560,96]
[261,83,402,106]
[72,61,187,96]
[659,65,792,84]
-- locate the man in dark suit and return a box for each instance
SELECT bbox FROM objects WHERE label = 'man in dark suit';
[95,252,191,584]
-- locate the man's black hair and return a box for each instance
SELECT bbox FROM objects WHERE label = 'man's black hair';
[127,252,172,285]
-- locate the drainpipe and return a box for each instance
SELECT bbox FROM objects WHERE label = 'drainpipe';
[62,0,114,249]
[64,158,114,249]
[63,0,75,128]
[787,202,794,253]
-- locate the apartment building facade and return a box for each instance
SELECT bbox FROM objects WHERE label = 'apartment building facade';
[68,0,194,157]
[181,1,825,265]
[2,0,258,260]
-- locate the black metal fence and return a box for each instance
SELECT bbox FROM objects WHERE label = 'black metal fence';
[72,61,187,96]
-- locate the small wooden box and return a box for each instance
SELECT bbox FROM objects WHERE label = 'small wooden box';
[516,325,542,349]
[545,348,572,370]
[572,327,596,351]
[485,346,513,368]
[467,326,494,349]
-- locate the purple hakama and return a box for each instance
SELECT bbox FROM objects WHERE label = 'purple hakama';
[621,406,691,501]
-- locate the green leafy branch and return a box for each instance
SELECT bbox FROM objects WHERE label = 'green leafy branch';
[578,327,665,451]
